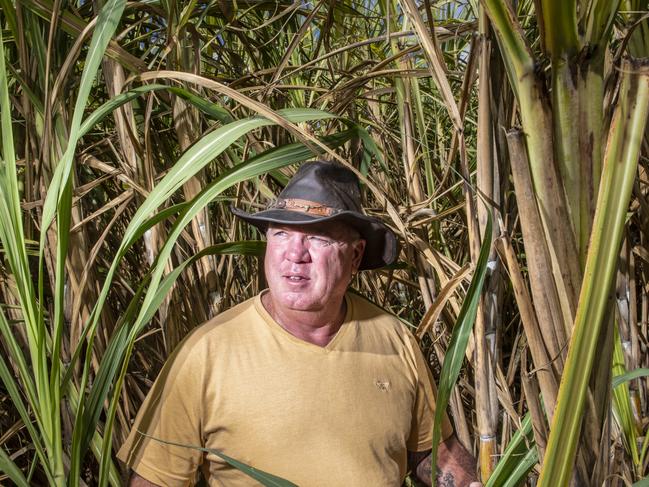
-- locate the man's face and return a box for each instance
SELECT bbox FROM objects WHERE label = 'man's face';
[264,222,366,315]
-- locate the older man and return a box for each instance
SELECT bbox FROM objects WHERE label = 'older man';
[118,161,479,486]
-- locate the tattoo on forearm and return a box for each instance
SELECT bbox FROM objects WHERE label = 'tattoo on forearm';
[413,455,456,487]
[436,467,456,487]
[408,439,476,487]
[412,460,457,487]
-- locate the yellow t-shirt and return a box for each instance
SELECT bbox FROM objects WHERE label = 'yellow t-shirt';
[117,292,453,486]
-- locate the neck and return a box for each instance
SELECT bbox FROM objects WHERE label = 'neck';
[261,293,347,347]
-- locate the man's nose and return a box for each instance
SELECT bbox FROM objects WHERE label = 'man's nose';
[285,235,311,262]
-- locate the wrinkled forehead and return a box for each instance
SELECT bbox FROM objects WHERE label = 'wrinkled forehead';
[267,221,360,241]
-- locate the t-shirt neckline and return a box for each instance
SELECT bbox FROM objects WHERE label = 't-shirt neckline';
[254,290,354,353]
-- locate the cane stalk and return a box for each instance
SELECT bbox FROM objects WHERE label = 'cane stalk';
[538,57,649,487]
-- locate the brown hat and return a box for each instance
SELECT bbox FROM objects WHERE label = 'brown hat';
[230,161,398,270]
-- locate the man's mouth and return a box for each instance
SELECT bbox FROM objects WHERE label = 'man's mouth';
[284,274,308,281]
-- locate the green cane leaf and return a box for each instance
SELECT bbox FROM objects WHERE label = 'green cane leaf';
[143,435,299,487]
[430,211,493,483]
[485,413,536,487]
[613,368,649,389]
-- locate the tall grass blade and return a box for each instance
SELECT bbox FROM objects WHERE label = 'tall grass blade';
[0,21,56,483]
[612,326,640,466]
[19,0,144,71]
[79,84,237,139]
[499,449,537,487]
[0,349,53,484]
[0,11,38,360]
[39,0,126,241]
[143,436,298,486]
[400,0,463,130]
[613,369,649,388]
[32,1,128,483]
[0,446,29,487]
[485,414,536,487]
[430,212,493,483]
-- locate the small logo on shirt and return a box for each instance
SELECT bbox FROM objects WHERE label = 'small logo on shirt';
[375,379,391,392]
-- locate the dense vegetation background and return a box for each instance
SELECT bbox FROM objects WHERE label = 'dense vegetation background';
[0,0,648,485]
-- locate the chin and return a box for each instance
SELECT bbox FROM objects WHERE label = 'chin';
[284,298,322,312]
[273,292,323,312]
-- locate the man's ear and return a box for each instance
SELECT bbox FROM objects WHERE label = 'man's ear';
[351,239,366,271]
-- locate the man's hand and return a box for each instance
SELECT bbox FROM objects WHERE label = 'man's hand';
[408,435,482,487]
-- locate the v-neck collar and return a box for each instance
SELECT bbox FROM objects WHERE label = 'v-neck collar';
[254,291,354,353]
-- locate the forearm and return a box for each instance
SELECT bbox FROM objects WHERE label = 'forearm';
[409,435,479,487]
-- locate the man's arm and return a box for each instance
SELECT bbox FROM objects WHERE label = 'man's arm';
[128,472,160,487]
[408,435,481,487]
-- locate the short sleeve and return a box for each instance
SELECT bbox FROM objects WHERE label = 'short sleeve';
[117,331,205,486]
[406,338,454,452]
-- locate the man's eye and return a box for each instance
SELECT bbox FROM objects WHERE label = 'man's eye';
[308,236,333,246]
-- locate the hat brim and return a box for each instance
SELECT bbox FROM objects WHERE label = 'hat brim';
[230,206,399,270]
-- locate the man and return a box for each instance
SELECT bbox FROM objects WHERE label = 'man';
[118,161,480,486]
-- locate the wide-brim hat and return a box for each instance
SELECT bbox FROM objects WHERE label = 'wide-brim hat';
[230,161,399,270]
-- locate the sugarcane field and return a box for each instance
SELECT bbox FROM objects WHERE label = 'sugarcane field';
[0,1,648,486]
